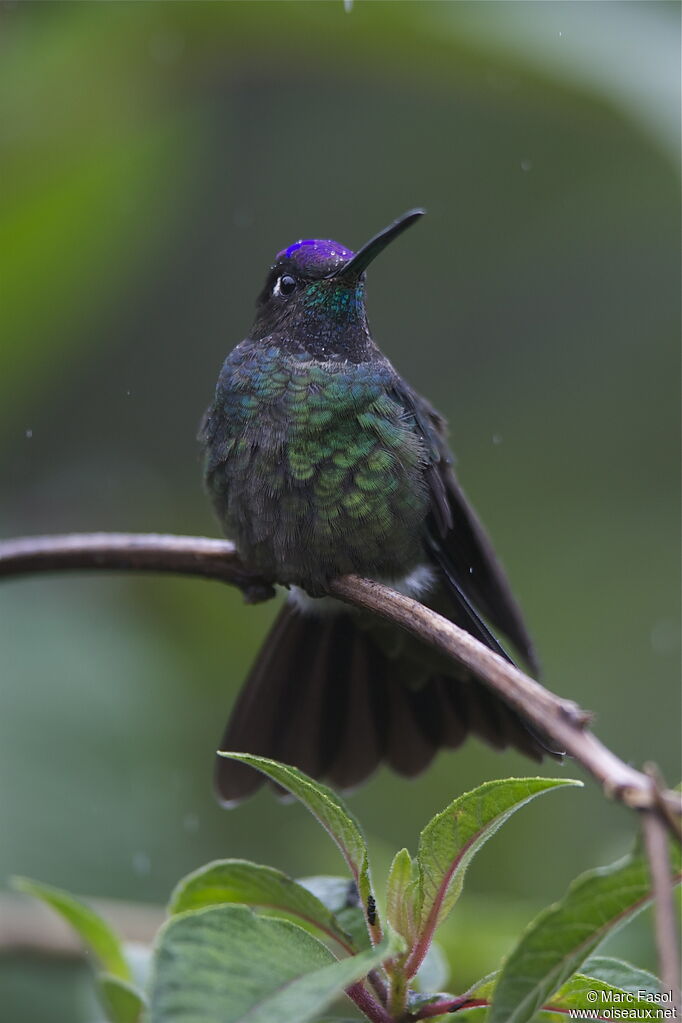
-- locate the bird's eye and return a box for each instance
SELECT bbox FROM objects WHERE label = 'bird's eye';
[275,274,297,297]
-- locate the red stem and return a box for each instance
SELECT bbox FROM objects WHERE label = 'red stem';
[414,997,489,1018]
[414,997,619,1020]
[368,967,389,1004]
[346,982,394,1022]
[404,832,478,978]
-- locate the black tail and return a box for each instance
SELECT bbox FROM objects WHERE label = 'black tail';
[214,602,550,805]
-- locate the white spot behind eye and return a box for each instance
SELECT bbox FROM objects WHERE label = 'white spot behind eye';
[272,277,283,297]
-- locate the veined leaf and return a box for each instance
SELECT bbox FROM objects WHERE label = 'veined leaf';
[581,955,662,996]
[489,842,682,1023]
[149,903,398,1023]
[408,777,580,974]
[385,848,418,945]
[168,859,356,954]
[540,973,666,1019]
[11,876,131,982]
[443,967,664,1021]
[218,753,376,932]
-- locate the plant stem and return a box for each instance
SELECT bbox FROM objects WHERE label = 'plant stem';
[368,968,389,1004]
[412,997,489,1018]
[642,767,682,1014]
[387,969,408,1019]
[346,981,395,1022]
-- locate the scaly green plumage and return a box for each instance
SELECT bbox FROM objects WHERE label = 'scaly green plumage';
[202,343,430,592]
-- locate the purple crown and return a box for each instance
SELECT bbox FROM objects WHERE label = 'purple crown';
[275,238,354,274]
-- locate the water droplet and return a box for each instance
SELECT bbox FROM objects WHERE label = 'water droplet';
[650,619,680,655]
[182,812,200,834]
[125,389,132,398]
[25,428,33,439]
[132,851,151,876]
[492,434,502,445]
[520,160,532,172]
[344,0,353,11]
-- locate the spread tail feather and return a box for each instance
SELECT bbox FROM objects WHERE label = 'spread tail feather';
[214,602,551,805]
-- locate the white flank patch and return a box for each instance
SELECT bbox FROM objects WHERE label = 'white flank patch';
[287,564,436,617]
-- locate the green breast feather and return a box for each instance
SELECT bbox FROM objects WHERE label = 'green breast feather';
[202,344,431,587]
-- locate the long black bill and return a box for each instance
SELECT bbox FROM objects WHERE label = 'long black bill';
[330,208,425,279]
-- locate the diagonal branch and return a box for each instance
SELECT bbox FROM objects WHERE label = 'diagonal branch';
[328,575,682,825]
[0,531,679,827]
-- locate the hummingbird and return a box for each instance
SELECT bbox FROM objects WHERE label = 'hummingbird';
[201,210,557,805]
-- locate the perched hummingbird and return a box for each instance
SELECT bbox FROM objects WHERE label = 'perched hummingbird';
[201,210,556,805]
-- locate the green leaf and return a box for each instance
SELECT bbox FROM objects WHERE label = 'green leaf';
[218,754,375,929]
[98,975,146,1023]
[149,903,398,1023]
[489,843,682,1023]
[386,848,418,944]
[460,970,497,1004]
[298,875,371,951]
[414,778,580,947]
[455,970,667,1022]
[451,960,666,1020]
[541,974,665,1019]
[168,859,356,954]
[11,876,131,982]
[581,955,662,996]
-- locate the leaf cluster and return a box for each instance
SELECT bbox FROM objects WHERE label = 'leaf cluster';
[12,756,679,1022]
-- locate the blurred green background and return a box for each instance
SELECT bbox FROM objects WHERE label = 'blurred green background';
[1,2,679,1020]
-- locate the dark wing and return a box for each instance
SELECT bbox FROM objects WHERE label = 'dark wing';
[392,380,540,676]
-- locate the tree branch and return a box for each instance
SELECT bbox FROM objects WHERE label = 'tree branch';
[0,532,275,603]
[2,529,681,1006]
[1,531,680,831]
[328,575,682,824]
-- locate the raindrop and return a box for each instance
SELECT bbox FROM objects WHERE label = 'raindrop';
[183,812,200,834]
[492,434,502,445]
[132,851,151,876]
[25,428,33,439]
[520,160,532,173]
[650,619,680,655]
